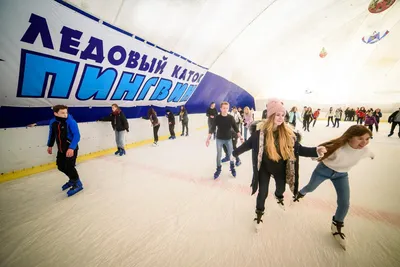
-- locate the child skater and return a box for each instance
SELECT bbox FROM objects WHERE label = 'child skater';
[233,99,326,231]
[47,105,83,197]
[98,104,129,156]
[293,125,374,250]
[148,108,160,146]
[206,102,243,179]
[221,128,242,167]
[364,111,378,138]
[166,109,176,139]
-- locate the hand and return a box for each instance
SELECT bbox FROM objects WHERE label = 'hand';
[316,146,327,157]
[169,122,172,124]
[66,148,74,157]
[126,129,129,132]
[206,139,210,147]
[47,147,52,154]
[210,116,214,118]
[27,123,37,127]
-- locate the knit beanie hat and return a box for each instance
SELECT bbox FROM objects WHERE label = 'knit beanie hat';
[266,98,286,118]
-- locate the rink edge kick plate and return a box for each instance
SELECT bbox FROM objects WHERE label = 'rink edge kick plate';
[0,126,208,183]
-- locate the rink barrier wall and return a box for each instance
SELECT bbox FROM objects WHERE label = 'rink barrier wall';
[0,113,209,182]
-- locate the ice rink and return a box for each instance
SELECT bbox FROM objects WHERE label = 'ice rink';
[1,122,400,267]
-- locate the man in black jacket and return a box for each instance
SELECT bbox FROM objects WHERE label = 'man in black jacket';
[388,107,400,138]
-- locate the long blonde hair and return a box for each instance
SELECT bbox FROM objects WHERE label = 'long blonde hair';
[244,106,250,114]
[261,114,295,162]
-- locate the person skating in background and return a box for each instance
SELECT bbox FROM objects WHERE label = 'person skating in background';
[333,108,342,128]
[349,108,356,121]
[300,106,307,119]
[179,106,189,136]
[364,111,378,138]
[233,99,326,231]
[344,108,349,121]
[262,104,268,119]
[294,125,375,250]
[166,109,176,139]
[238,107,244,134]
[388,107,400,138]
[373,108,382,132]
[288,106,302,128]
[98,104,129,156]
[302,107,313,132]
[243,106,254,140]
[231,106,242,132]
[356,107,366,125]
[312,108,321,127]
[206,102,243,179]
[148,108,160,146]
[221,128,242,167]
[206,102,218,139]
[46,105,83,197]
[326,107,335,127]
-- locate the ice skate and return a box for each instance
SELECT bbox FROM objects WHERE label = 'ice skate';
[67,179,84,197]
[230,162,236,177]
[61,180,74,191]
[221,156,230,163]
[214,166,222,179]
[235,158,241,167]
[254,210,264,232]
[119,148,126,156]
[114,147,121,155]
[292,192,305,203]
[331,217,347,250]
[275,196,285,210]
[152,142,158,147]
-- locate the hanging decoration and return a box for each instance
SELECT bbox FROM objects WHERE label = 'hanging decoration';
[368,0,397,13]
[319,47,328,58]
[362,30,389,44]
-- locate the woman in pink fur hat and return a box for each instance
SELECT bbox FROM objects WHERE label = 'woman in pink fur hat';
[233,98,326,231]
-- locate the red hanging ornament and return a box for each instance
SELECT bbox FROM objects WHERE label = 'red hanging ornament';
[319,47,327,58]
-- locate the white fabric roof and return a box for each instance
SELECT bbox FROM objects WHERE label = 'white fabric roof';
[66,0,400,104]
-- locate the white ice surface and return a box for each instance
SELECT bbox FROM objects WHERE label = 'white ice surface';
[1,122,400,267]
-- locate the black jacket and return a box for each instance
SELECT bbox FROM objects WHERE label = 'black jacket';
[167,112,175,125]
[233,122,318,195]
[206,108,218,120]
[388,110,400,123]
[99,111,129,131]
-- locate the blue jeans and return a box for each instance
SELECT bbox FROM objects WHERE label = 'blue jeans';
[115,130,125,148]
[299,162,350,222]
[216,139,233,166]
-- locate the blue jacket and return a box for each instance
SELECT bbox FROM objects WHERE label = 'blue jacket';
[47,115,80,151]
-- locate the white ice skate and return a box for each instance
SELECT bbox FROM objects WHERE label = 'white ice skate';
[275,196,285,211]
[331,219,347,250]
[152,142,158,147]
[254,210,264,232]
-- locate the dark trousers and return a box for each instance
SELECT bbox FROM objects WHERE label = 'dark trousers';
[57,149,79,182]
[208,119,215,138]
[333,118,340,128]
[256,167,286,212]
[367,124,373,133]
[153,124,160,142]
[169,124,175,137]
[389,122,400,135]
[357,117,364,125]
[223,137,239,160]
[312,117,318,127]
[326,116,334,126]
[182,122,189,135]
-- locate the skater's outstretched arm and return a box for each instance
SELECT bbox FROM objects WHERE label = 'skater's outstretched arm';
[298,143,326,158]
[233,132,255,157]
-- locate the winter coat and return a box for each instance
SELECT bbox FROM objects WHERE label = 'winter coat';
[243,113,254,128]
[99,111,129,132]
[166,111,175,125]
[334,110,342,119]
[231,111,242,124]
[206,108,218,121]
[233,121,318,195]
[179,109,189,123]
[47,115,80,152]
[373,111,382,123]
[326,110,334,117]
[288,112,302,124]
[388,110,400,123]
[364,115,377,126]
[149,113,159,126]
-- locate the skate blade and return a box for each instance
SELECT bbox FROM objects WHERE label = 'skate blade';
[332,234,347,251]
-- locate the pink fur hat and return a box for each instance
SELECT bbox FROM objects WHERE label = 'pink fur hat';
[266,98,286,118]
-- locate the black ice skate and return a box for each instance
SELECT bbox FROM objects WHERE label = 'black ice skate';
[331,217,347,250]
[275,196,285,211]
[292,192,305,203]
[254,209,264,232]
